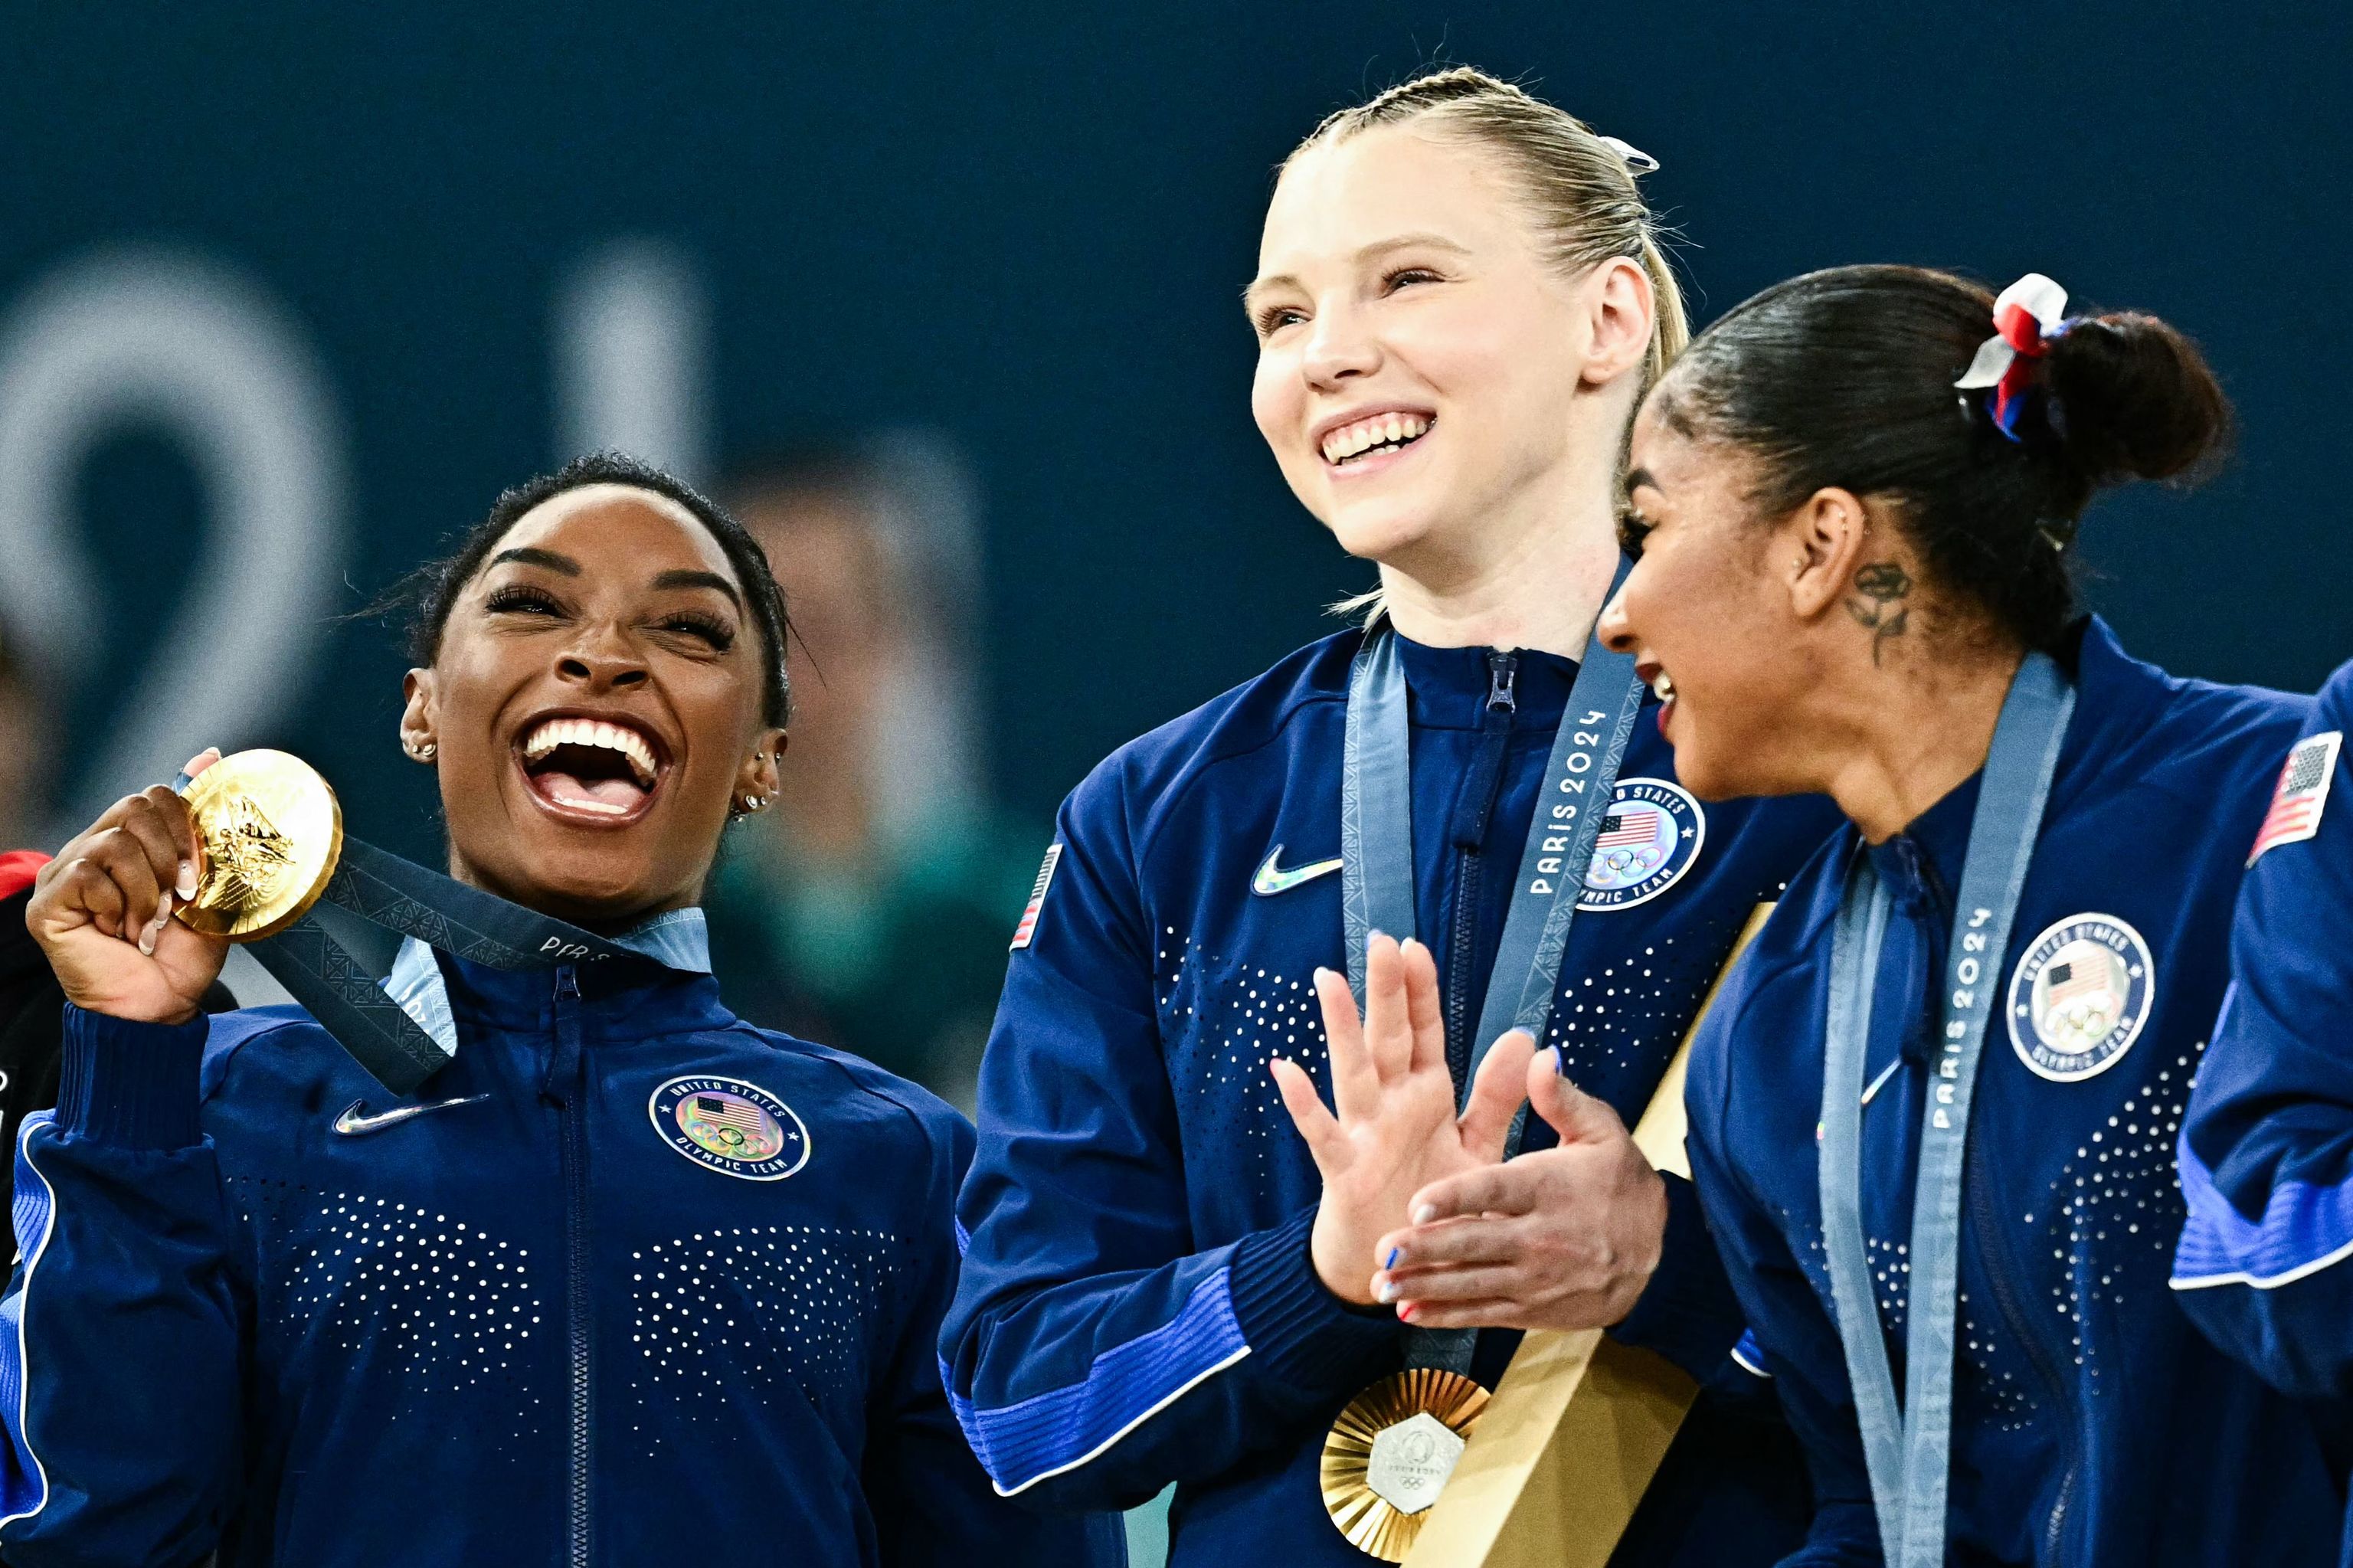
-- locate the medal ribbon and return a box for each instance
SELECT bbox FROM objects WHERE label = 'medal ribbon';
[175,761,645,1095]
[249,840,644,1095]
[1340,560,1646,1376]
[1816,651,2074,1567]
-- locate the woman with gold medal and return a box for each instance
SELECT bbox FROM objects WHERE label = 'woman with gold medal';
[0,454,1111,1567]
[941,68,1841,1566]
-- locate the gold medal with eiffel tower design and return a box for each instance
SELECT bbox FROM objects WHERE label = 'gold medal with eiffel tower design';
[1320,1367,1490,1561]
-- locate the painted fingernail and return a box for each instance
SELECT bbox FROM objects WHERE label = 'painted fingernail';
[177,863,199,900]
[1398,1303,1416,1322]
[140,899,171,955]
[1412,1204,1436,1226]
[1376,1278,1397,1304]
[1552,1043,1567,1075]
[1384,1246,1401,1271]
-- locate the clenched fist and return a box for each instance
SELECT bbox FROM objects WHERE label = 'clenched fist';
[28,749,230,1024]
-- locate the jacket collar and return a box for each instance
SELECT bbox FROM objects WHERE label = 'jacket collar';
[1385,627,1582,733]
[1857,614,2168,902]
[382,907,717,1052]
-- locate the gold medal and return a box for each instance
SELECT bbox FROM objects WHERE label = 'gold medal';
[174,749,344,942]
[1320,1367,1489,1561]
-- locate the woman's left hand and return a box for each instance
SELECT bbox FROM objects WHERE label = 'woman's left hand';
[1366,1053,1667,1331]
[1270,934,1535,1307]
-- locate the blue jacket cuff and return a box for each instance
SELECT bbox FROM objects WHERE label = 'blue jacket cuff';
[57,1003,209,1151]
[1609,1170,1743,1383]
[1226,1205,1399,1395]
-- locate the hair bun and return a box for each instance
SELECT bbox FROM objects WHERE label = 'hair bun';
[2042,312,2229,486]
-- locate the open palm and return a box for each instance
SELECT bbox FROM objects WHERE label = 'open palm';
[1270,934,1533,1307]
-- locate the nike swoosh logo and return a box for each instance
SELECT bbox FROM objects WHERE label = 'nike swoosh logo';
[332,1095,489,1137]
[1252,845,1343,897]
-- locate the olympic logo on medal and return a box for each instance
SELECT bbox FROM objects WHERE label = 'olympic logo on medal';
[650,1076,812,1180]
[2006,912,2154,1082]
[1578,778,1705,911]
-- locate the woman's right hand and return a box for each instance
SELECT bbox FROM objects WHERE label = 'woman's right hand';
[27,749,230,1025]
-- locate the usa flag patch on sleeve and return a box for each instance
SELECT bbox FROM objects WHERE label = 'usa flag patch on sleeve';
[2250,730,2342,866]
[1010,843,1063,949]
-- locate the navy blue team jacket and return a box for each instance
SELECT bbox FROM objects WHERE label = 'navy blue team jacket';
[0,927,1111,1567]
[1687,618,2345,1566]
[2174,658,2353,1405]
[941,625,1844,1567]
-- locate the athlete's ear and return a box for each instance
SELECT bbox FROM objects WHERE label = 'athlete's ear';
[1579,257,1654,388]
[734,728,786,806]
[1782,486,1871,624]
[398,669,437,762]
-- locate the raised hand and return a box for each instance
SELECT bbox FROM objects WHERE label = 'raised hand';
[28,749,231,1024]
[1269,933,1534,1307]
[1365,1046,1667,1331]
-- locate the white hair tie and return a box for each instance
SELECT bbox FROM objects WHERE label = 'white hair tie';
[1599,136,1659,175]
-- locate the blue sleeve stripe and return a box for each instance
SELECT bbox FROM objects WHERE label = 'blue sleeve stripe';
[2171,1128,2353,1291]
[946,1267,1251,1497]
[0,1111,57,1527]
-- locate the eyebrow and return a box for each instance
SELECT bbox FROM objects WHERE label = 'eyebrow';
[488,546,580,575]
[1244,232,1476,307]
[650,568,743,606]
[1623,467,1660,496]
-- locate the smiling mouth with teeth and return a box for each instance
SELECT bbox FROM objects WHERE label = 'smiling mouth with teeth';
[1650,669,1677,736]
[1320,411,1434,467]
[519,716,663,819]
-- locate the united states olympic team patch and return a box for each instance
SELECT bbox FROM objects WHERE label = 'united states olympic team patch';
[2006,913,2154,1082]
[650,1076,811,1180]
[1578,778,1706,911]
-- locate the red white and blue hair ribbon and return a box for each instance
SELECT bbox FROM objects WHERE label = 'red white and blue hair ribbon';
[1955,273,2070,440]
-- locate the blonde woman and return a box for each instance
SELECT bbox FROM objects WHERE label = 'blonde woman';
[943,70,1837,1565]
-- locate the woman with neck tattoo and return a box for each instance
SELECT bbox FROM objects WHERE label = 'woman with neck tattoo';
[1603,266,2345,1564]
[5,453,1111,1568]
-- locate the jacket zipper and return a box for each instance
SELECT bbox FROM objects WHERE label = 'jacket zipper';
[1964,1124,2077,1564]
[1444,652,1519,1088]
[548,966,593,1568]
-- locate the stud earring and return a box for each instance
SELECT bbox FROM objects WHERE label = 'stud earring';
[407,740,437,761]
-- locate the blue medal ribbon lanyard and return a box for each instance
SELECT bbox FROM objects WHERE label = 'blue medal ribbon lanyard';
[1340,562,1647,1375]
[254,839,646,1095]
[1816,651,2075,1567]
[179,758,646,1096]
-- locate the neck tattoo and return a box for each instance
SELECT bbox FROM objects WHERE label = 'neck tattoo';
[1845,561,1913,666]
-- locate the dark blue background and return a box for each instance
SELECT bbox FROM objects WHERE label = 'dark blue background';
[8,2,2347,857]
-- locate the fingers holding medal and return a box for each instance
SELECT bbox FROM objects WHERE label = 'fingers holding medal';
[31,748,228,1024]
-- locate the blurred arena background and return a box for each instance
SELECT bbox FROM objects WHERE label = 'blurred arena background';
[0,1,2345,1144]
